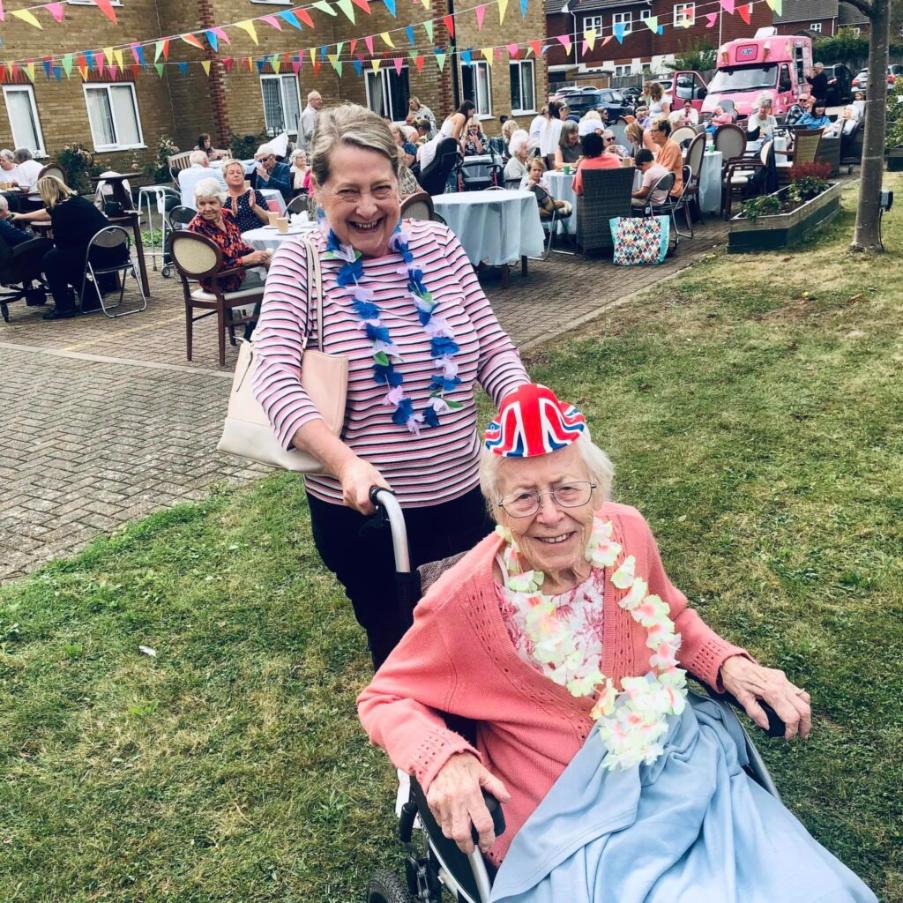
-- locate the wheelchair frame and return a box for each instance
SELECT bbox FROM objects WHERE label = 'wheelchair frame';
[366,489,783,903]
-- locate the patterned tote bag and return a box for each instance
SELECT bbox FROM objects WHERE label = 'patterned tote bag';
[609,216,670,266]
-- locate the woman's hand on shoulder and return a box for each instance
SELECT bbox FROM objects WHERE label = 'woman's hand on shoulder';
[720,655,811,740]
[427,752,511,855]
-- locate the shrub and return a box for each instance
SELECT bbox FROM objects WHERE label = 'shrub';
[144,135,180,184]
[228,131,270,161]
[885,81,903,152]
[56,144,101,194]
[740,194,781,221]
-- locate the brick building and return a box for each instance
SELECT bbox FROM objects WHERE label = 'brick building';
[545,0,772,88]
[0,0,548,172]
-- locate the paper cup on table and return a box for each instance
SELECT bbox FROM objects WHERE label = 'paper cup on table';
[267,211,278,226]
[276,217,289,233]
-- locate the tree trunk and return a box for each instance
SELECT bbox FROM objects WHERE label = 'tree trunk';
[851,0,891,252]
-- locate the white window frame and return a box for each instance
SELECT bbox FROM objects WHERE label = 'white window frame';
[364,66,410,121]
[612,11,633,34]
[508,60,536,115]
[259,73,302,135]
[809,21,822,32]
[673,2,695,26]
[614,63,632,77]
[2,86,46,157]
[461,60,493,117]
[250,0,290,5]
[82,82,144,152]
[583,14,603,31]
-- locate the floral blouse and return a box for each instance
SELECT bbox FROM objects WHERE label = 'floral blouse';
[496,565,606,692]
[188,209,254,292]
[225,189,266,234]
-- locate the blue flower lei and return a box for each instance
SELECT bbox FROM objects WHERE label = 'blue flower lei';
[323,223,462,434]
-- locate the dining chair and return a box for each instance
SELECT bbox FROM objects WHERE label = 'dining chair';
[79,226,147,318]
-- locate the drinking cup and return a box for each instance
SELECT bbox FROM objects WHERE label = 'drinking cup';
[276,217,289,234]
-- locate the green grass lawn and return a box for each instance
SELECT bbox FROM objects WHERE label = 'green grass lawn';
[2,180,901,902]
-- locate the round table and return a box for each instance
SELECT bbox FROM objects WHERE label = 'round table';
[243,222,317,252]
[544,171,578,236]
[432,189,544,267]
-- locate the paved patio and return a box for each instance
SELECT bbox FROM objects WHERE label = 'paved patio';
[0,217,727,582]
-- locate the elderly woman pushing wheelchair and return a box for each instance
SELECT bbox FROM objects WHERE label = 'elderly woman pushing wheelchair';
[358,383,875,902]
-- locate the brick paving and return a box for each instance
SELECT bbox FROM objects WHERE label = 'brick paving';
[0,217,727,582]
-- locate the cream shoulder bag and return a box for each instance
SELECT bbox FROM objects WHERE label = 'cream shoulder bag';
[217,237,348,472]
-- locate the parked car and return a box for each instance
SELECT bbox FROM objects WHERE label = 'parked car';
[822,64,853,105]
[621,85,643,105]
[564,88,634,120]
[852,64,903,93]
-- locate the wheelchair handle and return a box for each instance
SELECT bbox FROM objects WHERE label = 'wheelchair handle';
[471,790,506,845]
[718,690,786,739]
[370,487,411,574]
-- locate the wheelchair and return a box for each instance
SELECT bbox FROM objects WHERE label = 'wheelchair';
[365,490,786,903]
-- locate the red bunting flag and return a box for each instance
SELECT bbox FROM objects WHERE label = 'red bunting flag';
[475,4,486,29]
[296,7,315,27]
[313,59,321,73]
[529,38,543,56]
[443,14,454,37]
[130,63,141,78]
[351,0,370,10]
[181,33,205,50]
[737,2,752,22]
[414,54,424,73]
[349,38,357,55]
[292,61,301,73]
[222,57,234,71]
[92,0,117,23]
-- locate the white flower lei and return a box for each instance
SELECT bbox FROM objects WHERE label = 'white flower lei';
[497,517,688,770]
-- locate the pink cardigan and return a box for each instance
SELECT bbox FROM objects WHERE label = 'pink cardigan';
[357,502,749,864]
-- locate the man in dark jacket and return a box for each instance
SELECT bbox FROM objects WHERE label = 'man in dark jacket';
[250,144,293,205]
[806,63,829,103]
[0,194,31,246]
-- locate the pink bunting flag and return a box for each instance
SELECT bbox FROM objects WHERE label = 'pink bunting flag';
[475,4,486,29]
[601,34,612,46]
[393,56,403,75]
[292,61,301,73]
[92,0,117,23]
[720,0,735,13]
[705,11,718,26]
[45,3,65,23]
[556,33,571,55]
[364,34,374,54]
[507,42,519,58]
[129,42,141,63]
[260,14,282,29]
[349,38,357,55]
[214,26,230,44]
[0,0,5,22]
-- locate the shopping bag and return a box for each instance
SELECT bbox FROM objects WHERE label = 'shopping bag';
[609,216,670,266]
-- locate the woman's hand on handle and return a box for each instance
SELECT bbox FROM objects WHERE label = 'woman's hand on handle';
[335,455,391,515]
[427,753,511,855]
[720,655,811,740]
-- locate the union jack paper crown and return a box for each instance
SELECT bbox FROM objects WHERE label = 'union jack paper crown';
[484,383,586,458]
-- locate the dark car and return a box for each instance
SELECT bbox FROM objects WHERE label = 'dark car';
[823,64,853,105]
[564,88,634,121]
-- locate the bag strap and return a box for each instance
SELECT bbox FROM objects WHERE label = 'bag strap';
[303,235,325,352]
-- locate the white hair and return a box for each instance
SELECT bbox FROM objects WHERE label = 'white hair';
[189,149,209,166]
[508,129,530,156]
[0,149,15,163]
[0,195,8,212]
[307,90,322,102]
[255,143,275,159]
[194,177,226,204]
[479,431,614,516]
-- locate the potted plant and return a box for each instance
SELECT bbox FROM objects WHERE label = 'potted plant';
[729,163,842,251]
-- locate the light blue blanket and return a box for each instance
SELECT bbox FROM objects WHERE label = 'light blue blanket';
[491,694,876,903]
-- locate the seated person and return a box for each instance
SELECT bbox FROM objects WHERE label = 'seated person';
[796,99,832,130]
[414,119,432,145]
[504,131,531,188]
[463,122,489,156]
[524,158,572,221]
[390,124,417,169]
[746,96,777,140]
[825,105,859,139]
[358,383,877,903]
[196,132,227,162]
[0,194,33,247]
[188,178,271,293]
[603,128,629,158]
[554,121,582,170]
[12,175,127,320]
[578,112,604,141]
[631,148,671,209]
[178,149,227,209]
[648,118,683,197]
[250,143,293,205]
[289,148,313,197]
[221,159,269,233]
[851,91,865,119]
[12,148,45,212]
[573,133,620,196]
[634,105,651,129]
[705,106,734,134]
[669,100,699,128]
[406,96,436,136]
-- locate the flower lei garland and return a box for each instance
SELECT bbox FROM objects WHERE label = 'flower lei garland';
[323,224,462,434]
[497,517,688,770]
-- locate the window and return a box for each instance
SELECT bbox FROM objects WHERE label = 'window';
[673,2,695,26]
[509,60,536,114]
[583,14,603,31]
[2,86,45,156]
[614,64,632,77]
[461,61,492,116]
[83,83,142,151]
[809,22,822,32]
[365,67,410,121]
[260,74,301,134]
[612,11,633,34]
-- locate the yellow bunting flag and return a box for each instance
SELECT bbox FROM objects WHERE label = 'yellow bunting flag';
[498,0,508,23]
[114,49,125,69]
[583,29,596,51]
[328,53,343,75]
[482,47,493,65]
[765,0,782,12]
[103,47,114,68]
[371,58,381,71]
[380,31,395,48]
[270,52,281,72]
[309,47,318,64]
[420,0,430,9]
[234,20,259,44]
[79,65,89,80]
[336,0,355,22]
[12,9,43,28]
[24,62,36,81]
[201,60,211,75]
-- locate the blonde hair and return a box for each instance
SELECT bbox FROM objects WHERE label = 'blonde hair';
[220,158,246,178]
[310,103,400,187]
[37,176,75,210]
[479,432,614,515]
[501,118,520,142]
[626,121,644,147]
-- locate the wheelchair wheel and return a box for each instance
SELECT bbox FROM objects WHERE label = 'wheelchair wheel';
[367,868,414,903]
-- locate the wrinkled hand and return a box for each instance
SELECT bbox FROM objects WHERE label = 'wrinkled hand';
[720,655,811,740]
[427,753,511,855]
[335,455,391,514]
[245,250,269,266]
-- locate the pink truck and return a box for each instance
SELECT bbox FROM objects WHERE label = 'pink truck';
[700,30,814,118]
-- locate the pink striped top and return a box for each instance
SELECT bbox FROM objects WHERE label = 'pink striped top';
[251,219,529,506]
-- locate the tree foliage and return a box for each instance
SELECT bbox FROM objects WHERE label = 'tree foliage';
[664,45,717,73]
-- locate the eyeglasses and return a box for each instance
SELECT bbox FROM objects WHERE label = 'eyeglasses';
[605,136,615,142]
[497,481,596,518]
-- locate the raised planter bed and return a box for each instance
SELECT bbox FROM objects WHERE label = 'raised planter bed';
[888,147,903,173]
[728,181,843,253]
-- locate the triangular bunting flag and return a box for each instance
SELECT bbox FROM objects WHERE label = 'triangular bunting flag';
[423,20,433,41]
[414,54,425,73]
[383,0,395,14]
[613,22,626,42]
[601,34,612,46]
[206,29,219,51]
[129,43,142,64]
[54,66,63,80]
[201,60,211,75]
[95,50,106,71]
[43,59,52,79]
[507,42,519,58]
[103,47,114,68]
[498,0,508,22]
[556,34,571,54]
[177,62,189,76]
[270,52,281,72]
[336,0,355,22]
[328,53,343,75]
[62,53,74,76]
[78,65,89,80]
[309,47,317,64]
[529,38,543,56]
[260,14,282,29]
[443,14,455,37]
[434,52,446,71]
[420,0,429,10]
[222,57,234,71]
[0,0,5,22]
[766,0,783,12]
[312,0,337,15]
[353,59,363,74]
[642,15,658,32]
[371,58,380,72]
[319,44,328,60]
[351,0,371,11]
[380,32,395,48]
[393,56,403,75]
[181,33,205,50]
[720,0,735,13]
[705,11,718,25]
[349,38,357,55]
[481,47,493,65]
[292,60,301,73]
[92,0,117,23]
[461,48,472,64]
[520,0,527,14]
[737,2,752,22]
[475,4,486,29]
[45,3,65,23]
[235,20,259,43]
[114,49,124,69]
[296,8,315,27]
[405,24,415,45]
[155,62,164,77]
[277,10,301,28]
[583,29,596,51]
[12,9,42,28]
[154,39,164,61]
[364,34,374,54]
[24,62,35,81]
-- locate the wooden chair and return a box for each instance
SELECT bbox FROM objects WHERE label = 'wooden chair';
[786,129,822,167]
[722,140,775,220]
[170,231,266,366]
[167,151,194,184]
[575,167,635,256]
[400,191,434,221]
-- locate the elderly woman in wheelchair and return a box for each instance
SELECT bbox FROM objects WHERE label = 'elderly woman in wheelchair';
[358,383,875,902]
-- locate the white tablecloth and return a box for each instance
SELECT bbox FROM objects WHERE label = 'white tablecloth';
[698,151,723,214]
[544,171,578,235]
[243,223,317,251]
[432,190,544,266]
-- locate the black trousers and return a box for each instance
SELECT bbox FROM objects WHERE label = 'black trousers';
[307,487,494,669]
[43,245,127,313]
